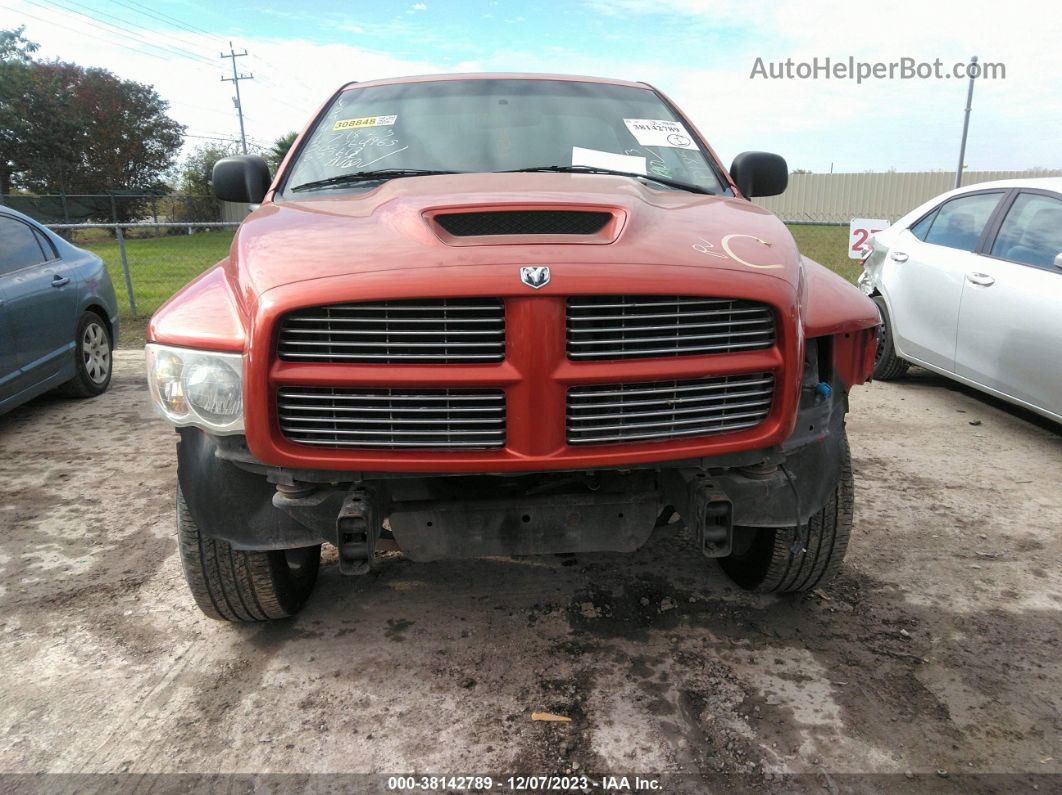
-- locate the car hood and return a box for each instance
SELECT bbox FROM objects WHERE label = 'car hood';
[229,172,802,297]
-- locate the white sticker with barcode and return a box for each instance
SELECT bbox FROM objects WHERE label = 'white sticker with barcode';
[623,118,698,149]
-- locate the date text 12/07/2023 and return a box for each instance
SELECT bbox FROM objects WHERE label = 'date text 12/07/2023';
[385,775,663,791]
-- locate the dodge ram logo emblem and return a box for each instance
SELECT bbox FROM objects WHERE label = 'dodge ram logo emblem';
[520,266,551,289]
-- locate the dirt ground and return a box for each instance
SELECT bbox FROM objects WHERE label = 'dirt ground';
[0,350,1059,791]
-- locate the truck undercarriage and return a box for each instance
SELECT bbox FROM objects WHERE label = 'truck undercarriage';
[176,357,849,575]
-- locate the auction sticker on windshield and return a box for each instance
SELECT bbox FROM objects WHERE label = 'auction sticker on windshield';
[333,115,398,131]
[624,118,698,149]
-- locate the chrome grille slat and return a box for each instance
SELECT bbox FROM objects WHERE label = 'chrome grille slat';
[568,341,770,359]
[567,318,770,333]
[282,339,500,349]
[283,328,504,336]
[571,420,763,444]
[567,377,773,400]
[572,397,772,422]
[566,388,773,411]
[570,298,746,309]
[282,427,504,437]
[566,308,767,321]
[281,439,500,449]
[567,295,775,361]
[279,392,503,402]
[278,403,501,414]
[278,387,506,450]
[568,329,772,346]
[293,304,500,312]
[278,298,505,364]
[280,415,505,426]
[280,352,504,361]
[284,312,503,320]
[567,374,774,445]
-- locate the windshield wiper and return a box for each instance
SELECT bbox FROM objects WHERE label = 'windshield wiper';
[502,164,714,195]
[290,168,462,193]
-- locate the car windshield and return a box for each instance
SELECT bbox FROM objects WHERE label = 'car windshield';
[282,78,725,195]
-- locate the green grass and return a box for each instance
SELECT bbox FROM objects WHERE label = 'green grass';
[90,224,855,348]
[786,223,862,283]
[82,229,235,346]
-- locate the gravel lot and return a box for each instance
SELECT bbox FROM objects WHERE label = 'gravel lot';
[1,350,1059,789]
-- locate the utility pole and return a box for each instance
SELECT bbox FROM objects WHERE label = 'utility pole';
[954,55,978,189]
[220,42,253,154]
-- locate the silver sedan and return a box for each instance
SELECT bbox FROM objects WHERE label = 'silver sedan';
[859,177,1062,423]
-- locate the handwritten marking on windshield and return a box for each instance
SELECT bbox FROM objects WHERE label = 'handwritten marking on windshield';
[309,127,411,173]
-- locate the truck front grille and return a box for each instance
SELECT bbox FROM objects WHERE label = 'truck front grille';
[566,296,774,360]
[277,387,506,449]
[278,299,505,364]
[567,373,774,445]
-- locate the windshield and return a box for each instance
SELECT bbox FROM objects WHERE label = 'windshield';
[282,79,725,195]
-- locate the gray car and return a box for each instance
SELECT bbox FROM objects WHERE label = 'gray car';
[0,207,120,414]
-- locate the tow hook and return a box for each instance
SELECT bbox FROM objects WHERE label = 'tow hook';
[272,483,383,574]
[336,487,380,575]
[688,474,733,558]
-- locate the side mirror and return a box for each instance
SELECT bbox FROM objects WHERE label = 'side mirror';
[729,151,788,197]
[1055,252,1062,270]
[212,156,272,203]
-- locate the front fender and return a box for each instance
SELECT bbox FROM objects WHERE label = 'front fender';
[801,256,879,337]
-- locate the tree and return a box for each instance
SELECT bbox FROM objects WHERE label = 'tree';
[267,131,298,172]
[0,26,47,194]
[0,27,185,199]
[177,141,240,196]
[172,141,239,222]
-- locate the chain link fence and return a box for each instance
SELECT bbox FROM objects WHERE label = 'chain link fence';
[776,213,853,226]
[0,192,238,230]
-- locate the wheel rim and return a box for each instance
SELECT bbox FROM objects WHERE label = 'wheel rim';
[82,321,111,384]
[874,306,887,366]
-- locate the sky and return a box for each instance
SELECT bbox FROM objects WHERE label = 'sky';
[2,0,1060,174]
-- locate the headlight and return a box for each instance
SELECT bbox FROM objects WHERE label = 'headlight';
[146,344,244,433]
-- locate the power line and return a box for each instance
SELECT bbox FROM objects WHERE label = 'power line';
[1,3,208,67]
[58,0,316,119]
[39,0,218,66]
[106,0,228,50]
[110,0,224,41]
[17,0,218,74]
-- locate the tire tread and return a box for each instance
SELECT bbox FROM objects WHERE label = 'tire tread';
[176,487,320,622]
[719,433,855,594]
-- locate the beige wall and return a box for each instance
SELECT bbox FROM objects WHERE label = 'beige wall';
[220,201,252,223]
[754,170,1062,224]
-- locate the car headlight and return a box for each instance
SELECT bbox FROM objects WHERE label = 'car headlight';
[145,344,244,433]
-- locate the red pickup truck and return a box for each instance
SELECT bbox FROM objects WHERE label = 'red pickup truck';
[146,73,878,622]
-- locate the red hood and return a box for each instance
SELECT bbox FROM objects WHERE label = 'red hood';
[228,172,801,298]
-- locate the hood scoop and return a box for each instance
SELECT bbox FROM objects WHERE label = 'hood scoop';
[427,206,624,246]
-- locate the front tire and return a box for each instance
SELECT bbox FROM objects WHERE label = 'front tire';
[61,311,113,397]
[719,433,854,593]
[871,296,910,381]
[177,486,321,621]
